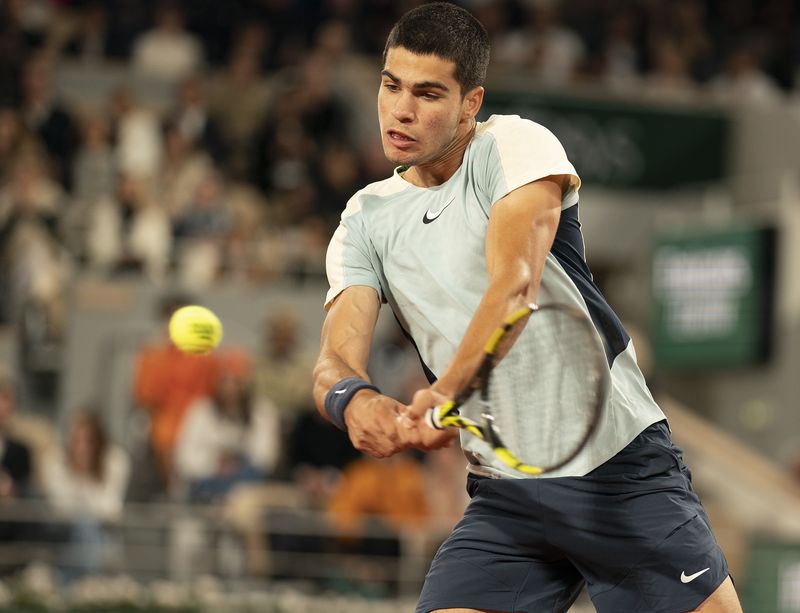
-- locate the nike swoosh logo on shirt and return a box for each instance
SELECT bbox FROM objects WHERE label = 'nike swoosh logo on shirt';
[680,568,710,583]
[422,197,455,224]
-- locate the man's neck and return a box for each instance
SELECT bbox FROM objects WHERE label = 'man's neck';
[404,119,477,187]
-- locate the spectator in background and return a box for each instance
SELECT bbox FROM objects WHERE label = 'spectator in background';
[0,106,41,183]
[20,53,78,189]
[0,152,70,333]
[65,113,116,258]
[0,371,32,502]
[251,51,349,212]
[71,114,116,212]
[108,86,163,180]
[174,348,284,578]
[221,183,270,282]
[85,173,171,280]
[209,38,272,181]
[493,2,585,86]
[250,94,316,216]
[667,0,714,83]
[642,35,698,101]
[173,348,280,502]
[286,408,361,511]
[597,9,641,92]
[0,0,41,104]
[789,448,800,487]
[165,76,226,166]
[709,43,783,106]
[311,143,366,230]
[325,451,431,594]
[157,119,214,223]
[131,2,203,83]
[103,0,151,60]
[0,369,33,553]
[253,310,316,418]
[41,409,130,580]
[173,169,231,290]
[327,452,430,535]
[133,294,218,492]
[310,20,381,148]
[291,52,351,145]
[60,0,112,65]
[286,215,329,281]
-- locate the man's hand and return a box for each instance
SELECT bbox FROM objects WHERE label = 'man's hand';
[398,387,460,451]
[344,389,409,458]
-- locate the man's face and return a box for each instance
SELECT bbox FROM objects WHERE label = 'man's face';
[378,47,468,167]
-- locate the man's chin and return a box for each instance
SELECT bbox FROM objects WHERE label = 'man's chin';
[382,144,416,167]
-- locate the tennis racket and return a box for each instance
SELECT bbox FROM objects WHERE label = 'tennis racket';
[425,303,608,476]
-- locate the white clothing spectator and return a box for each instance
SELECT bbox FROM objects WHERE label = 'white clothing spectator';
[42,442,130,523]
[131,5,203,82]
[175,395,280,483]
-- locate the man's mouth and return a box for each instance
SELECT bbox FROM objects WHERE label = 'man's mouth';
[387,129,415,143]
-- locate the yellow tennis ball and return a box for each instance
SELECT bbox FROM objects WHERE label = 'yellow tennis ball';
[168,305,223,354]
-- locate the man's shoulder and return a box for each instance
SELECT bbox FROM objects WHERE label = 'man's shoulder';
[476,114,557,143]
[343,173,409,219]
[356,173,405,198]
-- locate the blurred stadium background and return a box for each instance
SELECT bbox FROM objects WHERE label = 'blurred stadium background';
[1,0,799,611]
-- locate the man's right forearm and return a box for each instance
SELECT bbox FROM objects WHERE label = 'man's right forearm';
[312,286,381,421]
[312,288,418,457]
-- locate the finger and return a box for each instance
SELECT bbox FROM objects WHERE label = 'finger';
[396,409,416,428]
[397,422,425,448]
[407,393,436,420]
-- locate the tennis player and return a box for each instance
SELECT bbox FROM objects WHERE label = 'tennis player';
[312,3,742,611]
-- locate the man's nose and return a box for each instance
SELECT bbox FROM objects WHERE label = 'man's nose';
[392,93,415,122]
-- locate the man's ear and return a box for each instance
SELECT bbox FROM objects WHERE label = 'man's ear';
[462,86,485,122]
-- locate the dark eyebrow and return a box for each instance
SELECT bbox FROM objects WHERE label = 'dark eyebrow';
[381,69,450,93]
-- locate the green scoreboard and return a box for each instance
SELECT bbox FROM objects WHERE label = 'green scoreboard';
[651,224,776,369]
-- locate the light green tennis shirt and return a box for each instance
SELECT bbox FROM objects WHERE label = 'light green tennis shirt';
[325,115,665,478]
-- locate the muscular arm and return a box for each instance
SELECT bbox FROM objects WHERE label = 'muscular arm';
[405,175,567,419]
[312,285,380,409]
[312,285,410,457]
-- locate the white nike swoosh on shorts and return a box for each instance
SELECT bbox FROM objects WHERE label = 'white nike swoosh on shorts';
[680,568,710,583]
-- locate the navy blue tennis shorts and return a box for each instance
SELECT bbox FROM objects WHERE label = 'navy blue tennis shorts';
[416,421,729,613]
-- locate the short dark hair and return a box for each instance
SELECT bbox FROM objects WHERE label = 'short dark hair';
[383,2,490,95]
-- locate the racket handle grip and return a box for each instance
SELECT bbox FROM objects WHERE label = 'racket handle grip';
[425,407,444,430]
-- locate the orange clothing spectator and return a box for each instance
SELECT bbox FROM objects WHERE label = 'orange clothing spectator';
[327,454,430,533]
[133,340,217,479]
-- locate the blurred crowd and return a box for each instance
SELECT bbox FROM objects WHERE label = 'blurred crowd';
[1,291,467,589]
[2,0,799,592]
[1,0,798,340]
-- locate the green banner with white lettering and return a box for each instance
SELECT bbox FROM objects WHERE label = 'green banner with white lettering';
[650,224,776,369]
[482,91,730,189]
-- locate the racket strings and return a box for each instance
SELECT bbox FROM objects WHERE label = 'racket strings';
[482,308,603,470]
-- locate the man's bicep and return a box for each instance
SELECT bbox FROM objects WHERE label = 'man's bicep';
[485,177,563,279]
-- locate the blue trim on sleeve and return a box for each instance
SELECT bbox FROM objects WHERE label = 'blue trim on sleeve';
[551,203,630,365]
